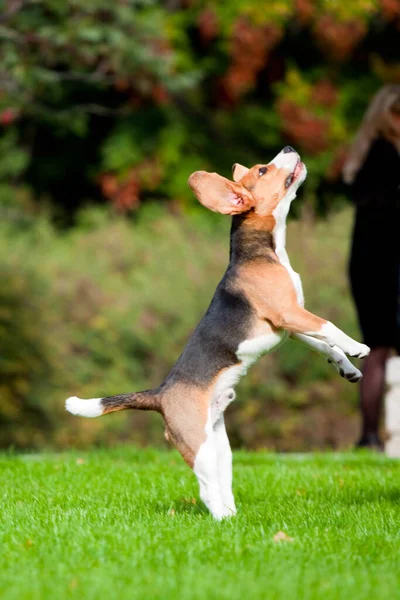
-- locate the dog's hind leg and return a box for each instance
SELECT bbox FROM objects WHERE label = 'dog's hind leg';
[162,389,230,520]
[214,414,236,515]
[194,414,230,520]
[211,388,236,513]
[211,388,235,426]
[292,333,362,383]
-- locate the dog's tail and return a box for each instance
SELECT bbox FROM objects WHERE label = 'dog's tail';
[65,390,160,418]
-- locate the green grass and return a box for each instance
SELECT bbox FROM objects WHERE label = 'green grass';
[1,448,400,600]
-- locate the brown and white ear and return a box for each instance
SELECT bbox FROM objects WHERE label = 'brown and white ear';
[232,163,249,182]
[188,171,254,215]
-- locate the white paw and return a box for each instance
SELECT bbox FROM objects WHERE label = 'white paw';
[220,493,236,514]
[212,505,237,520]
[321,323,370,359]
[346,342,370,359]
[328,353,363,383]
[340,366,362,383]
[222,504,237,516]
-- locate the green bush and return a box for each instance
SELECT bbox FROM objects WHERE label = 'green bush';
[0,224,66,447]
[0,204,361,450]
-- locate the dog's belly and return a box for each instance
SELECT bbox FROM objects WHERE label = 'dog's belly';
[212,330,288,401]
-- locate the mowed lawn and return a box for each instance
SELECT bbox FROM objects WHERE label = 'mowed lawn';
[1,449,400,600]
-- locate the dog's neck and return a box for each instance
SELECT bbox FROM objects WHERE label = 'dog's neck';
[229,214,274,264]
[229,191,296,265]
[271,193,294,266]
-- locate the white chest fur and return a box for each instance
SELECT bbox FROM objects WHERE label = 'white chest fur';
[272,196,304,306]
[212,330,288,401]
[212,187,304,404]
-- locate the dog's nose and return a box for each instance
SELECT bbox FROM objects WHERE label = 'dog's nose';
[283,145,295,153]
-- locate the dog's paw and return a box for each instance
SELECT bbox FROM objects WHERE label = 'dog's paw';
[327,349,363,383]
[212,505,237,520]
[347,343,370,359]
[339,367,362,383]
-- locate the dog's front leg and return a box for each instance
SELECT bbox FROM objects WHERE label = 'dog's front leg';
[271,305,369,358]
[291,333,362,382]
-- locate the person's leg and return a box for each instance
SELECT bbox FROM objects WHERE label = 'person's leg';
[357,346,391,448]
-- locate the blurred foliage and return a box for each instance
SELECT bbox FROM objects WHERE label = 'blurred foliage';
[0,204,362,450]
[0,0,400,216]
[0,1,396,450]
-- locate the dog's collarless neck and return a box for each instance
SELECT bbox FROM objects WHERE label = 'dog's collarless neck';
[229,213,276,264]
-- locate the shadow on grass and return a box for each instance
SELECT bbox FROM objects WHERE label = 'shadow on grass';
[343,487,400,506]
[153,497,210,518]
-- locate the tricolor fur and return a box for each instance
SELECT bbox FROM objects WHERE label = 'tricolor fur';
[66,147,369,520]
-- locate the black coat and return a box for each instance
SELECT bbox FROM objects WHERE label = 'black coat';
[348,137,400,349]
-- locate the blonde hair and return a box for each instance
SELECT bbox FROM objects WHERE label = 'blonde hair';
[342,85,400,184]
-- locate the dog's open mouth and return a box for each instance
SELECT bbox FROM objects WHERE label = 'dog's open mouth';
[285,160,304,188]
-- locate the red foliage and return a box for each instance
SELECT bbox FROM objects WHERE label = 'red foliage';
[151,83,170,105]
[98,173,118,199]
[113,76,169,106]
[314,15,367,61]
[197,7,219,46]
[311,79,338,108]
[294,0,316,25]
[114,77,131,92]
[99,171,140,213]
[277,99,330,155]
[380,0,400,21]
[0,108,18,126]
[217,18,283,105]
[99,160,163,213]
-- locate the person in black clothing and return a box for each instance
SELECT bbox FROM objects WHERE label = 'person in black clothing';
[343,85,400,449]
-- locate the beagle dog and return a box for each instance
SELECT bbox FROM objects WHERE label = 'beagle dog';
[66,147,369,520]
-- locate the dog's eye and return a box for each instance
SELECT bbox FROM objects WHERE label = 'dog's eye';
[258,166,268,177]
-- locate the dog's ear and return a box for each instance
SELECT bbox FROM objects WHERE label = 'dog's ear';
[232,163,249,182]
[188,171,254,215]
